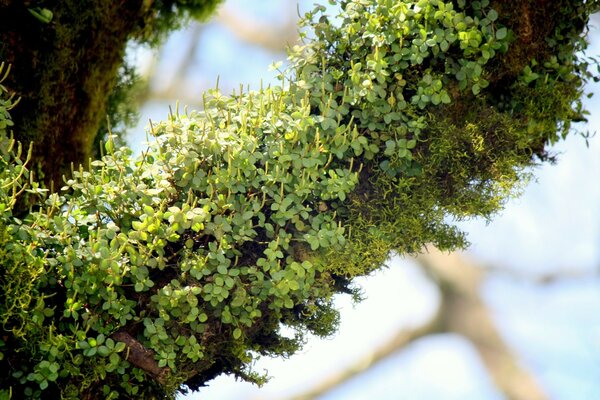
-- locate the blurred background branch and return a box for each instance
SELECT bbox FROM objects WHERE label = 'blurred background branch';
[215,2,299,52]
[276,249,549,400]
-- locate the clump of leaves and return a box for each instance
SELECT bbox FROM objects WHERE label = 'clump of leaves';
[1,1,598,399]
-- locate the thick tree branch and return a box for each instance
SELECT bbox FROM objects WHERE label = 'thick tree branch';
[484,265,600,284]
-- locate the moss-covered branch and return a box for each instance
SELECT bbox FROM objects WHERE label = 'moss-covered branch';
[0,1,598,399]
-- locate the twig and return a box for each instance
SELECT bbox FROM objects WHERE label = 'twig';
[112,331,170,383]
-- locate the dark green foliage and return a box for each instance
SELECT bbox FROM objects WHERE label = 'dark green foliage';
[136,0,223,45]
[1,1,599,399]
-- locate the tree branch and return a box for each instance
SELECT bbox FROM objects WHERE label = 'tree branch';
[215,3,298,52]
[284,312,443,400]
[112,331,170,384]
[418,248,548,400]
[278,249,549,400]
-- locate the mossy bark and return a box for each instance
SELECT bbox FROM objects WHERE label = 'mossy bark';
[0,0,146,189]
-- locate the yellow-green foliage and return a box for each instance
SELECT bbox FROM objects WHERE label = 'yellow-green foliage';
[1,1,598,399]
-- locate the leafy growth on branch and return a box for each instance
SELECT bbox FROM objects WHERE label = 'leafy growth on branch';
[1,0,598,398]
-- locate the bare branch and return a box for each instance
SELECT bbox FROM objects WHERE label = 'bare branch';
[112,331,170,383]
[277,249,549,400]
[418,248,548,400]
[284,312,443,400]
[483,264,600,284]
[215,4,299,52]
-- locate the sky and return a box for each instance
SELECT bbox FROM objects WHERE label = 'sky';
[126,2,600,399]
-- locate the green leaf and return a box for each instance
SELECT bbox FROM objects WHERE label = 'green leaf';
[84,348,97,357]
[132,221,144,231]
[97,346,110,357]
[441,92,451,104]
[440,40,449,52]
[284,298,294,308]
[28,7,53,24]
[109,353,120,366]
[217,264,228,275]
[496,27,507,40]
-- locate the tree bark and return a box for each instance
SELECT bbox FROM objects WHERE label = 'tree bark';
[0,0,144,189]
[112,331,170,383]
